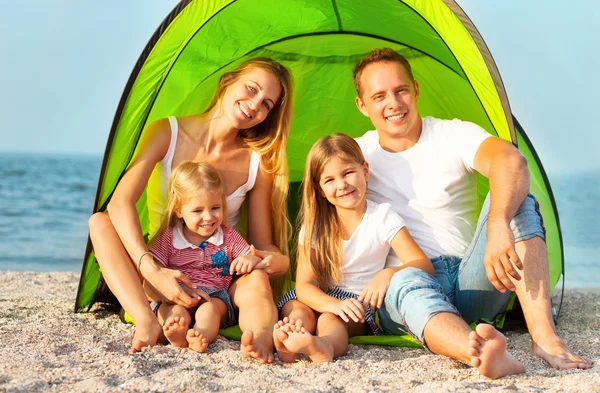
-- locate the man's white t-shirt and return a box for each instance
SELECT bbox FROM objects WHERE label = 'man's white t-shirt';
[300,200,405,295]
[355,116,491,264]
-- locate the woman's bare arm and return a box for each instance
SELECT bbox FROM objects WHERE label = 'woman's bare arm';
[106,118,199,307]
[246,163,289,277]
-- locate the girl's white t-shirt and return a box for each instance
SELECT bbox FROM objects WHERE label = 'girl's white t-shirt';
[300,200,405,295]
[340,200,405,294]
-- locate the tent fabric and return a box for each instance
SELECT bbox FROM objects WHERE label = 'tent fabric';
[75,0,564,342]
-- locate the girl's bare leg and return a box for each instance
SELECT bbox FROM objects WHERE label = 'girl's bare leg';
[88,212,162,353]
[157,304,191,348]
[229,270,277,364]
[187,299,227,353]
[273,300,317,363]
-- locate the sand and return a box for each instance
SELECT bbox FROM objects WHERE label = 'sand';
[0,272,598,393]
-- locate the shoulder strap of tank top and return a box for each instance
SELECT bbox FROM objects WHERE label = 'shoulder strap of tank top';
[246,150,261,190]
[163,116,179,171]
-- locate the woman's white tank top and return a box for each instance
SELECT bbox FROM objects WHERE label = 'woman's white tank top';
[146,116,260,237]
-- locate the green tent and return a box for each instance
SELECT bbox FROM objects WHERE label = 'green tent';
[75,0,564,345]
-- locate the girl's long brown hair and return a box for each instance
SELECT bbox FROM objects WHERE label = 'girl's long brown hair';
[297,134,366,289]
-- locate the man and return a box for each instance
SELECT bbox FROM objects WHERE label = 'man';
[353,48,592,379]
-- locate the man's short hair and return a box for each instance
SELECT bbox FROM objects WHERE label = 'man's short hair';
[352,48,415,97]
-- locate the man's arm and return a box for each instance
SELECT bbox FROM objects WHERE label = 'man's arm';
[473,136,530,292]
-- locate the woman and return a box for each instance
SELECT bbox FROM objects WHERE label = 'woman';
[88,58,293,363]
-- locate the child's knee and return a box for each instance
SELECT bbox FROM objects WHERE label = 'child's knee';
[201,298,226,314]
[318,312,344,328]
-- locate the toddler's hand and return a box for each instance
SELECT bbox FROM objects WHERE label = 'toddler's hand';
[229,247,262,275]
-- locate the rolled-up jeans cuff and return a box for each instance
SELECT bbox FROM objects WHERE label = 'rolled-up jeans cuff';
[381,267,460,348]
[400,286,460,346]
[511,194,546,242]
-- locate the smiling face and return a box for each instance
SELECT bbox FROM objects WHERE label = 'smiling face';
[221,67,282,130]
[176,191,224,244]
[355,61,422,151]
[318,155,369,212]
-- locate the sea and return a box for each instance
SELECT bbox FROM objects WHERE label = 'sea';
[0,152,598,288]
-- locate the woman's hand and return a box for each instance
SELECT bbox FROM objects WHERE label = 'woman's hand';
[325,298,366,323]
[140,256,201,308]
[181,286,212,303]
[358,268,395,310]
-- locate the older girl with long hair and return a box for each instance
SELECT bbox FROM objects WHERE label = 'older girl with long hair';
[89,58,292,363]
[273,134,433,363]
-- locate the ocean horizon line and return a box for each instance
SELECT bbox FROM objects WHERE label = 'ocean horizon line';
[1,150,599,178]
[0,149,103,159]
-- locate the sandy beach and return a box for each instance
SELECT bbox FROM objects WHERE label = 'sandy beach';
[0,272,598,393]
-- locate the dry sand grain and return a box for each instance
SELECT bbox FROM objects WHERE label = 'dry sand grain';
[0,272,598,392]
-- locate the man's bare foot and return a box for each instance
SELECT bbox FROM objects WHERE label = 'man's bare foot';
[532,336,593,370]
[186,329,209,353]
[273,317,303,363]
[276,324,334,363]
[130,318,163,354]
[163,316,189,348]
[468,324,525,380]
[241,330,274,364]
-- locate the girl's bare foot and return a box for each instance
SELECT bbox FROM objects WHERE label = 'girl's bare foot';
[163,316,189,348]
[273,317,303,363]
[468,324,525,380]
[130,318,163,354]
[276,324,333,363]
[241,330,275,364]
[532,336,593,370]
[186,328,209,353]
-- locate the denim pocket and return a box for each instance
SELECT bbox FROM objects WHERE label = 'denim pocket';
[431,256,460,304]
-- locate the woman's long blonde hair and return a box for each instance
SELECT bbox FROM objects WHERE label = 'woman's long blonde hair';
[152,161,226,244]
[297,134,366,289]
[203,57,293,264]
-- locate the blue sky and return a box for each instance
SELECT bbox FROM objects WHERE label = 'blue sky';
[1,1,598,174]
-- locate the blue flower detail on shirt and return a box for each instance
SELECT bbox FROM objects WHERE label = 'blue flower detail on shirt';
[211,249,230,276]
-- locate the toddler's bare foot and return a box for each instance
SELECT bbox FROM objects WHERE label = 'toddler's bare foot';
[163,316,189,348]
[532,336,593,370]
[186,328,209,353]
[273,317,304,363]
[241,330,274,364]
[130,318,163,354]
[468,324,525,379]
[277,324,333,363]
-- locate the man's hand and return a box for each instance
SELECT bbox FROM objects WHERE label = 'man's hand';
[142,260,202,308]
[229,246,262,275]
[358,268,395,309]
[484,218,523,292]
[325,298,366,323]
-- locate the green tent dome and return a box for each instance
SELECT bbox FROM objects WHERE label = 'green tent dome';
[76,0,563,336]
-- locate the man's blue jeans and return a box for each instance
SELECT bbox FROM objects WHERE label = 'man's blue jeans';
[378,193,546,345]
